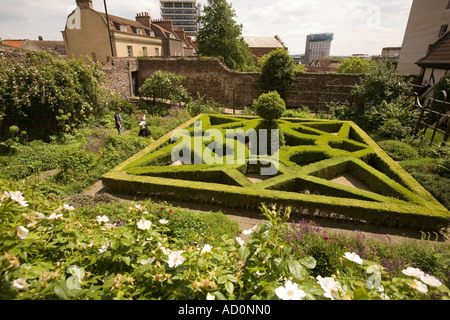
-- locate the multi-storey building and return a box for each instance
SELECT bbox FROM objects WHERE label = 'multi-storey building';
[63,0,195,64]
[397,0,450,75]
[160,0,199,36]
[304,33,334,66]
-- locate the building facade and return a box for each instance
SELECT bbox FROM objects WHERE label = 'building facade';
[63,0,195,64]
[304,33,334,66]
[160,0,199,36]
[416,31,450,87]
[397,0,450,75]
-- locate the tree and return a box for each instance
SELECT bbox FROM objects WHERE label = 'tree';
[197,0,254,71]
[259,48,296,100]
[337,57,376,74]
[139,71,190,106]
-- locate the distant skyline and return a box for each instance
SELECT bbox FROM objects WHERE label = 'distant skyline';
[0,0,413,56]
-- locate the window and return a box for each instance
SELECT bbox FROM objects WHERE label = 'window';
[155,48,159,56]
[127,46,133,57]
[120,25,127,32]
[137,29,143,35]
[439,24,448,37]
[142,47,148,57]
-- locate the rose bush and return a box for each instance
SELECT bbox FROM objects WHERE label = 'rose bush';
[1,180,449,300]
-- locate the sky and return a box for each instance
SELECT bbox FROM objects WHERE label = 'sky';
[0,0,413,56]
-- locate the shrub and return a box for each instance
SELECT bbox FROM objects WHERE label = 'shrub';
[55,149,96,184]
[328,102,362,122]
[379,140,419,161]
[401,158,450,210]
[364,95,418,140]
[283,107,312,119]
[0,51,108,141]
[253,91,286,122]
[259,48,296,100]
[351,62,411,108]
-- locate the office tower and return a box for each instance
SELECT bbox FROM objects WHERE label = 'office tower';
[160,0,199,36]
[304,33,334,66]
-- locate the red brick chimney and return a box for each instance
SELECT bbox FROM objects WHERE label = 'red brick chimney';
[153,18,174,32]
[136,12,151,28]
[76,0,93,9]
[174,28,186,40]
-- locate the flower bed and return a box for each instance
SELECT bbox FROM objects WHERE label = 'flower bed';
[102,114,450,232]
[1,186,449,300]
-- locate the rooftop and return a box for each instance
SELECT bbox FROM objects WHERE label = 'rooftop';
[416,31,450,68]
[244,36,286,49]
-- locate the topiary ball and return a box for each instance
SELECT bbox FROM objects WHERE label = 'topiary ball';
[253,91,286,122]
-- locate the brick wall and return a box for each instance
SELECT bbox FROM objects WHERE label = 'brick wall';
[102,57,139,98]
[137,56,363,110]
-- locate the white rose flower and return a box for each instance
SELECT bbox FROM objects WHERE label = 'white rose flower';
[17,226,29,239]
[275,281,307,300]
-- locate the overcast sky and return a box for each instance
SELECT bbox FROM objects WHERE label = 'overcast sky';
[0,0,413,56]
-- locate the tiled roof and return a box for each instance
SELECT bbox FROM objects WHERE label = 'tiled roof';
[3,40,26,48]
[97,12,151,31]
[416,31,450,67]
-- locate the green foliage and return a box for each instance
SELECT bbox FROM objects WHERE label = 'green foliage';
[55,149,96,184]
[364,95,418,140]
[197,0,254,72]
[378,140,419,161]
[0,189,448,300]
[0,51,108,141]
[351,62,412,108]
[286,219,450,286]
[433,74,450,98]
[282,107,312,119]
[253,91,287,122]
[186,94,225,117]
[0,140,68,180]
[328,102,363,122]
[106,114,450,231]
[401,158,450,210]
[259,48,296,100]
[337,57,377,74]
[138,71,190,115]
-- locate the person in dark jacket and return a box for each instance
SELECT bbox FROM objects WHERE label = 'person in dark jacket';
[115,108,124,134]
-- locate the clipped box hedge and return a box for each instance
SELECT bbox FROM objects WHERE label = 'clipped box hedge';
[102,114,450,232]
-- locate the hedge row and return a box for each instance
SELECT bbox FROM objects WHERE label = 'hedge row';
[102,114,450,232]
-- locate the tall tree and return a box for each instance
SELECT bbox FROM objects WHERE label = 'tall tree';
[197,0,254,71]
[259,48,296,100]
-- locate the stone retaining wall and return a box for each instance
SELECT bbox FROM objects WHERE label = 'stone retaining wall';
[102,56,364,110]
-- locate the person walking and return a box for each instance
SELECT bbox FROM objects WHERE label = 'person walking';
[138,110,152,137]
[115,108,124,134]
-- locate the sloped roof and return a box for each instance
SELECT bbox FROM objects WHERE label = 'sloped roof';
[97,12,151,32]
[3,40,26,48]
[244,36,286,49]
[416,31,450,68]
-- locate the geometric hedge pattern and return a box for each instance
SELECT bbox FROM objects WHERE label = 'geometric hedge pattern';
[102,114,450,231]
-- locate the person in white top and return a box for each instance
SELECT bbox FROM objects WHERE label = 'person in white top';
[138,110,152,137]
